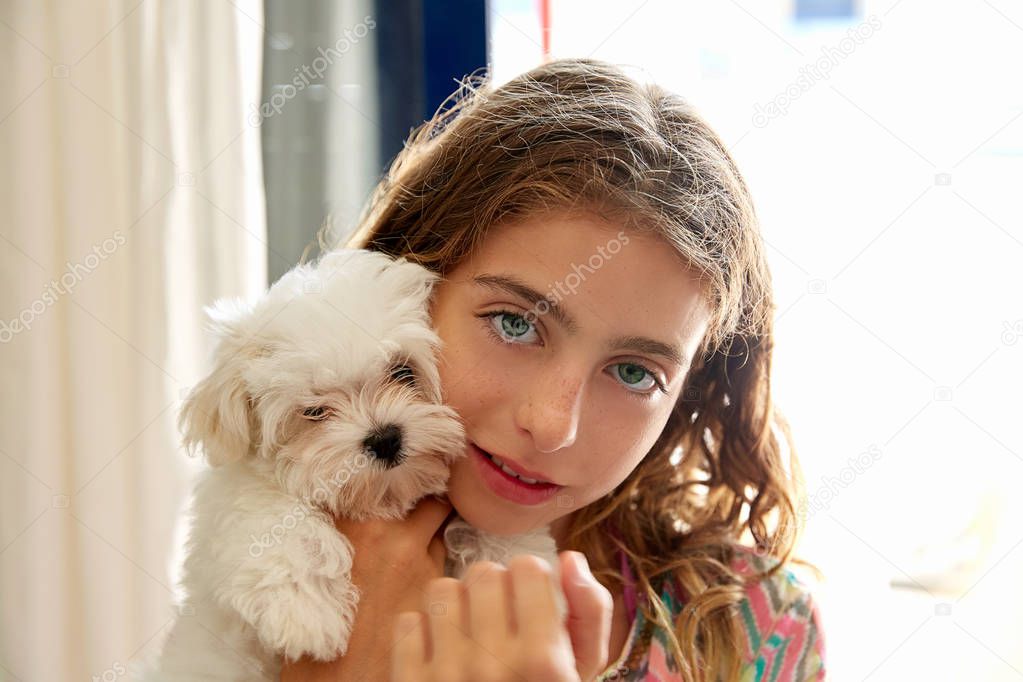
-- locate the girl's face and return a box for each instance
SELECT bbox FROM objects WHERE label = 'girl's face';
[428,210,711,547]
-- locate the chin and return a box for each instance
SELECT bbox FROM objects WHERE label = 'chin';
[446,462,560,538]
[455,498,556,537]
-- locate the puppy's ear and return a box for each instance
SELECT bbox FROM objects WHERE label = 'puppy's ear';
[178,299,259,467]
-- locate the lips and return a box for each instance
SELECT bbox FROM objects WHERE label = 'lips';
[473,444,557,485]
[470,443,564,506]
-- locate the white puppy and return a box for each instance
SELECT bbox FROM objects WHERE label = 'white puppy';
[135,249,563,681]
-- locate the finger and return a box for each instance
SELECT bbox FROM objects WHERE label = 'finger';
[409,494,455,537]
[392,611,427,682]
[507,554,561,640]
[427,534,448,573]
[424,577,466,662]
[463,561,512,647]
[560,551,614,680]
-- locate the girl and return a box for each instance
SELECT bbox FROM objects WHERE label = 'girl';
[282,57,826,682]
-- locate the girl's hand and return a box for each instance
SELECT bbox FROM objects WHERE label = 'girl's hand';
[391,550,614,682]
[280,495,454,682]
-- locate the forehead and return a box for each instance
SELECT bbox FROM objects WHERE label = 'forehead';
[448,210,712,360]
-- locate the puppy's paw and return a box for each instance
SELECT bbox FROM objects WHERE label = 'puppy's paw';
[226,519,362,661]
[247,577,361,662]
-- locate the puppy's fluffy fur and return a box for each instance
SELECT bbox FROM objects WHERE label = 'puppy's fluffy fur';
[135,250,562,681]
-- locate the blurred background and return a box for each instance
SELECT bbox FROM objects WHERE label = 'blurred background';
[1,0,1021,679]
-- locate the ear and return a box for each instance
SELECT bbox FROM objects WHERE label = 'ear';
[178,299,259,466]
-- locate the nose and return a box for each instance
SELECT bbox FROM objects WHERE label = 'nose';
[516,370,583,454]
[363,423,404,467]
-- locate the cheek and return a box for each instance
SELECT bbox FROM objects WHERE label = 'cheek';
[583,436,646,490]
[578,406,671,490]
[435,321,518,412]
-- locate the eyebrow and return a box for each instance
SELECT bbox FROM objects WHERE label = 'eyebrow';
[471,273,688,367]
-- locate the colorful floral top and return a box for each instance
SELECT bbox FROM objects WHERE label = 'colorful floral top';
[596,544,827,681]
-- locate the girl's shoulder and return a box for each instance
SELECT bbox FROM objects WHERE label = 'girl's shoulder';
[600,544,827,682]
[643,545,826,681]
[722,544,828,681]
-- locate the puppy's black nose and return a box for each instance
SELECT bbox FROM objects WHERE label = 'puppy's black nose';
[363,423,404,467]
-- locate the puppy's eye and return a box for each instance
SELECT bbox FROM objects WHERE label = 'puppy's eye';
[390,363,416,385]
[301,406,330,421]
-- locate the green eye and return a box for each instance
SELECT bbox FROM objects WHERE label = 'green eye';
[501,313,530,337]
[617,364,648,385]
[482,310,539,343]
[614,363,659,393]
[477,310,667,398]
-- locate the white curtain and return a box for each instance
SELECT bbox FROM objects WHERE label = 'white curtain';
[0,2,266,680]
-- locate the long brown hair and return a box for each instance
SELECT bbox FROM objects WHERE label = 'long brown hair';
[329,57,818,681]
